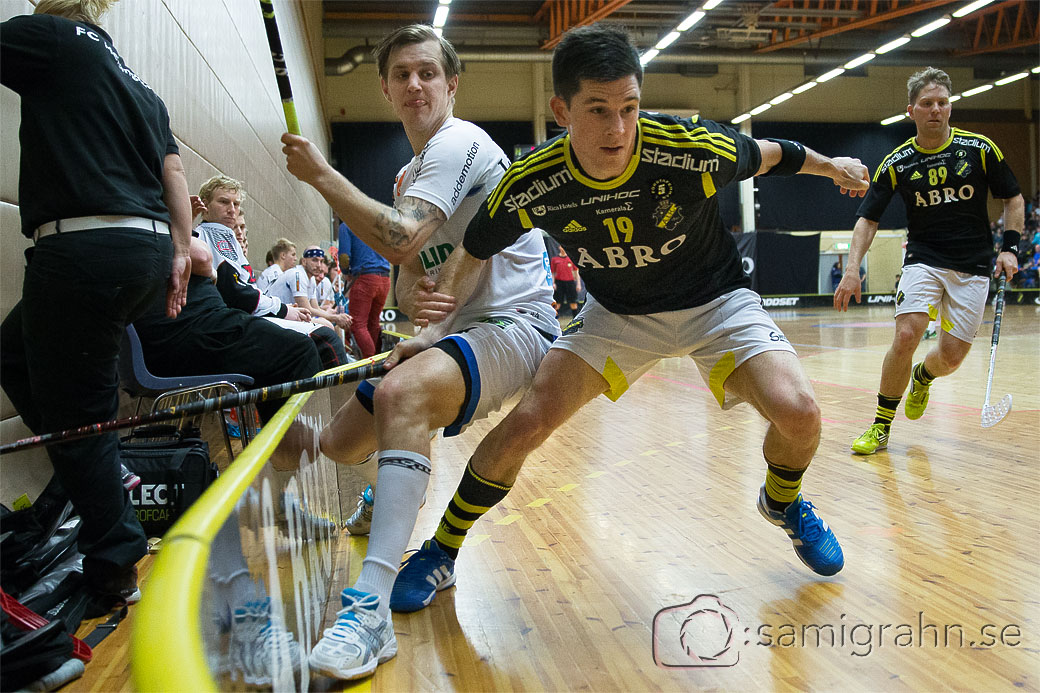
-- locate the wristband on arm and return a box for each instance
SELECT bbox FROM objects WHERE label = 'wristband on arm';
[1000,230,1020,255]
[760,138,807,177]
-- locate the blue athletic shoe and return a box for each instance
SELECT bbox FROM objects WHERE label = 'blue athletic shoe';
[389,540,456,613]
[757,485,844,576]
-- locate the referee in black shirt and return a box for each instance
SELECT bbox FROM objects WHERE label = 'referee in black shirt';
[0,0,191,611]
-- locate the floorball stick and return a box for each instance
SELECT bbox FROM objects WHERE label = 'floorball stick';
[980,276,1012,428]
[259,0,301,135]
[0,356,387,455]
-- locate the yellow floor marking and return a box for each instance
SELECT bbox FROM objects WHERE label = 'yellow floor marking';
[557,483,578,492]
[693,432,709,439]
[717,426,734,431]
[586,471,606,479]
[614,459,631,467]
[463,534,490,546]
[495,514,522,525]
[640,449,660,456]
[666,441,682,447]
[526,497,552,507]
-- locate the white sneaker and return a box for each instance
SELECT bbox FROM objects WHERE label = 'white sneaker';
[228,597,301,687]
[344,485,425,536]
[345,485,374,535]
[308,588,397,680]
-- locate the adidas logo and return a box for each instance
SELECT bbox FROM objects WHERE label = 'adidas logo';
[910,171,922,180]
[562,219,587,233]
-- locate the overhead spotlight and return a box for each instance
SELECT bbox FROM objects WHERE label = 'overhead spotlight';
[844,53,876,70]
[433,5,449,27]
[640,49,660,66]
[1033,66,1040,74]
[952,0,996,18]
[770,92,793,105]
[961,84,993,97]
[703,0,725,9]
[949,95,962,102]
[749,103,771,115]
[792,81,817,94]
[439,0,451,4]
[880,114,906,125]
[656,31,681,49]
[817,67,845,83]
[433,27,443,37]
[911,16,950,37]
[876,36,911,54]
[995,72,1028,86]
[731,113,751,124]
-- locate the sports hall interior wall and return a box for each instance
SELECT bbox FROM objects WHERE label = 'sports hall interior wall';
[0,0,332,505]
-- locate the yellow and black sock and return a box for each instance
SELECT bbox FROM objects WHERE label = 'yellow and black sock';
[764,462,805,512]
[433,461,511,559]
[912,362,935,387]
[873,393,901,428]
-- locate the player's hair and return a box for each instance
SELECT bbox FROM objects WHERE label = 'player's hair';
[198,175,245,204]
[270,238,296,259]
[34,0,118,25]
[264,249,274,266]
[552,25,643,104]
[907,67,953,105]
[374,24,461,81]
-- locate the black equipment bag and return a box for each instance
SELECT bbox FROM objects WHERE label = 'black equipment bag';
[119,425,216,537]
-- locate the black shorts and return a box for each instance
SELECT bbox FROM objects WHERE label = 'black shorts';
[554,279,577,305]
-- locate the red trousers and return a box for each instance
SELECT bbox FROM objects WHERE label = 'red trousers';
[348,273,391,358]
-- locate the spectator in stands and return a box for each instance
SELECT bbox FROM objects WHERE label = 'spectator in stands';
[318,255,336,311]
[257,238,297,292]
[0,0,191,614]
[269,245,353,332]
[192,176,349,368]
[550,246,581,318]
[338,221,391,358]
[235,212,248,257]
[134,237,322,424]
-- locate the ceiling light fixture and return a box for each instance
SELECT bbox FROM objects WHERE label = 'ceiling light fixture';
[875,36,911,54]
[911,16,951,37]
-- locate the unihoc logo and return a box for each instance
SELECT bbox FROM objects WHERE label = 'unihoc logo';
[653,594,750,668]
[867,294,895,304]
[762,297,799,307]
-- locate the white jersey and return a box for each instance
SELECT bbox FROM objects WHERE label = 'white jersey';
[393,117,555,326]
[257,264,283,293]
[268,265,315,307]
[318,276,334,304]
[196,222,283,317]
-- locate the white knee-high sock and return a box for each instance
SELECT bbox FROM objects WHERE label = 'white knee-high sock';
[353,449,431,618]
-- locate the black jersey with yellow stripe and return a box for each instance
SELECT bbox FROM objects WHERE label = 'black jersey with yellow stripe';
[463,112,760,314]
[857,127,1020,276]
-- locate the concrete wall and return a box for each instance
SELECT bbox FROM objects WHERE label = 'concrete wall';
[0,0,332,504]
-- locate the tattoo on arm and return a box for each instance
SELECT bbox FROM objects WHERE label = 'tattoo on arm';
[374,197,446,252]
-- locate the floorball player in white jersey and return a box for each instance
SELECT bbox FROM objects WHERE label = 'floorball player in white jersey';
[281,24,558,681]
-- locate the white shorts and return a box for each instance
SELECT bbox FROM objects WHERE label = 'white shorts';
[552,288,796,409]
[895,264,988,343]
[356,313,557,436]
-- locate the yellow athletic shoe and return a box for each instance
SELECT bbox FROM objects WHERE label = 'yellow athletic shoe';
[851,424,889,455]
[904,373,930,420]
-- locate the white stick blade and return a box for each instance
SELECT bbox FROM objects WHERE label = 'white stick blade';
[981,393,1012,428]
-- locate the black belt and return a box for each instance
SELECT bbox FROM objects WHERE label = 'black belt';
[362,269,391,277]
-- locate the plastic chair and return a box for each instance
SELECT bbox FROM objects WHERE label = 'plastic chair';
[118,325,256,461]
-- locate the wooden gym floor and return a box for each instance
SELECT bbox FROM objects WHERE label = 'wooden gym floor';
[72,303,1039,692]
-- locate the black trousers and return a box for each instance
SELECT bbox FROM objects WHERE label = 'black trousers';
[135,310,323,423]
[1,229,172,580]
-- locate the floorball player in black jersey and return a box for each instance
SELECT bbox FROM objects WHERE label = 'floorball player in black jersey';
[836,67,1023,455]
[392,25,871,578]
